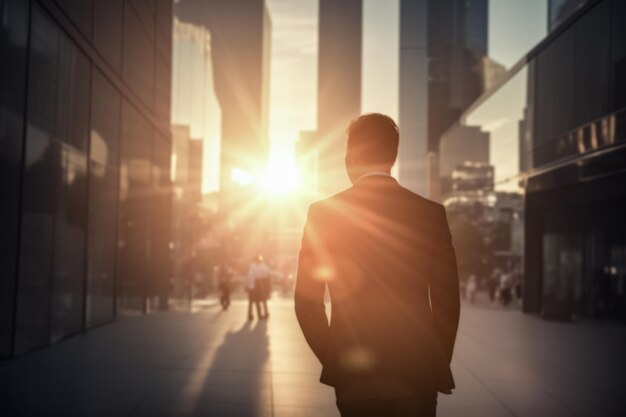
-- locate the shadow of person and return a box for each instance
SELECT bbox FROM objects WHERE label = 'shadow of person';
[195,320,271,416]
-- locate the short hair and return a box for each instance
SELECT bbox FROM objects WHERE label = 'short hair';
[346,113,399,166]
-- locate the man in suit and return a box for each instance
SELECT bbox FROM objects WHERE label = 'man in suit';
[295,114,460,417]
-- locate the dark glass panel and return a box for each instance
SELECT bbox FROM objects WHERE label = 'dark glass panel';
[15,129,59,354]
[14,7,62,354]
[50,144,88,342]
[118,101,152,313]
[15,7,90,352]
[48,31,91,344]
[534,28,575,165]
[155,54,171,125]
[123,4,155,110]
[86,71,121,328]
[129,0,156,41]
[148,133,171,311]
[156,0,172,62]
[94,0,124,74]
[573,0,610,127]
[54,0,94,39]
[0,0,29,356]
[612,0,626,112]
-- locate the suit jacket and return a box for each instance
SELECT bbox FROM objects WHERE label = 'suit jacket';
[295,176,460,403]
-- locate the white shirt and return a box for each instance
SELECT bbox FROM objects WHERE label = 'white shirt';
[356,171,393,183]
[247,262,271,290]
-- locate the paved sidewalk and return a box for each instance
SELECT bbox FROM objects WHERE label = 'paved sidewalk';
[1,296,625,416]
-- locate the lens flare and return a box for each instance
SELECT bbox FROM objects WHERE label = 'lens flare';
[260,143,302,195]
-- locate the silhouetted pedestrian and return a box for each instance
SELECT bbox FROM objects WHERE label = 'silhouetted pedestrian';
[500,270,513,306]
[218,266,232,310]
[466,274,477,304]
[247,256,271,320]
[488,268,500,303]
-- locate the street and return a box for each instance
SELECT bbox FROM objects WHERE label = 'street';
[1,294,625,417]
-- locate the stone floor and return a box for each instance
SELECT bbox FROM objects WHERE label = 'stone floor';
[1,293,625,416]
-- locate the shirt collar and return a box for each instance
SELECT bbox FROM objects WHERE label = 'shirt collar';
[356,171,393,183]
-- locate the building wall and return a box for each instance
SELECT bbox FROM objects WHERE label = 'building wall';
[1,0,173,357]
[398,0,429,195]
[443,0,626,322]
[0,0,30,357]
[317,0,362,196]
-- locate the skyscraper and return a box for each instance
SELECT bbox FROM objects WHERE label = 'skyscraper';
[428,0,489,150]
[171,17,221,194]
[316,0,363,196]
[174,0,271,193]
[399,0,429,195]
[398,0,493,196]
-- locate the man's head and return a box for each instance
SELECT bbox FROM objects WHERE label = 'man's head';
[345,113,399,184]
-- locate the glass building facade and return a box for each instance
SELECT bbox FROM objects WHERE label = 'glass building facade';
[440,0,626,322]
[0,0,173,357]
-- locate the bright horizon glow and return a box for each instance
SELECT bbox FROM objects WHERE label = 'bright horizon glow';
[260,143,302,195]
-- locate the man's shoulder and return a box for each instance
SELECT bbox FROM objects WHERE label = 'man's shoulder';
[395,184,447,213]
[308,188,353,215]
[309,185,446,213]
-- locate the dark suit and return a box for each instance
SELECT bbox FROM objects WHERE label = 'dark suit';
[295,175,460,414]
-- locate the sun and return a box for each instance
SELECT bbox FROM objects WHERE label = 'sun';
[260,143,302,195]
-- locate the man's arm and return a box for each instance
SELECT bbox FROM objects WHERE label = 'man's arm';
[429,205,461,364]
[295,204,330,364]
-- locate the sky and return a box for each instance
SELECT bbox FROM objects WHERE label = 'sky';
[265,0,547,151]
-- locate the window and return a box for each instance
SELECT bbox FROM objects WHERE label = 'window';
[86,70,121,328]
[16,7,90,352]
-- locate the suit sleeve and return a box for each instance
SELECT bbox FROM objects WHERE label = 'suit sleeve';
[429,205,461,364]
[295,204,330,364]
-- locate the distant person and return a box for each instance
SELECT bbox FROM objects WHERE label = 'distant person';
[256,257,271,319]
[513,267,523,303]
[488,268,500,304]
[466,274,478,304]
[295,114,460,417]
[218,266,233,311]
[247,256,271,320]
[499,270,512,306]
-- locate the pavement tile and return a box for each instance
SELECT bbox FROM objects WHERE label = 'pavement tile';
[1,296,625,417]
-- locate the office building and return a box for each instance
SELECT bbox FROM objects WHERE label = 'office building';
[171,16,221,194]
[442,0,626,322]
[0,0,174,357]
[438,124,490,198]
[174,0,271,194]
[398,0,429,194]
[398,0,497,196]
[316,0,363,196]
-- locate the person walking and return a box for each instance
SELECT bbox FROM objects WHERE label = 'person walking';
[499,270,512,306]
[247,256,271,320]
[466,274,478,304]
[295,114,460,417]
[488,268,500,304]
[218,266,232,311]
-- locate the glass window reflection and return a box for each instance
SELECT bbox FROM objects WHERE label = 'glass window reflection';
[15,6,90,352]
[86,70,121,328]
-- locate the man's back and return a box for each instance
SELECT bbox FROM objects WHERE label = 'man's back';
[295,175,460,404]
